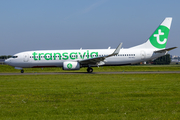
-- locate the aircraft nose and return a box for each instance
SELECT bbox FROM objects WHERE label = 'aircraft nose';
[5,59,11,65]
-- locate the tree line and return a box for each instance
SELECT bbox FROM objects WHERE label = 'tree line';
[0,55,12,59]
[152,54,171,65]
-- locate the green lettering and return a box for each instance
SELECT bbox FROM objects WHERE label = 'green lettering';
[32,52,38,61]
[54,53,61,60]
[44,53,52,60]
[78,52,86,59]
[38,53,44,60]
[90,52,98,58]
[37,51,98,61]
[70,52,77,60]
[62,52,68,60]
[87,50,89,59]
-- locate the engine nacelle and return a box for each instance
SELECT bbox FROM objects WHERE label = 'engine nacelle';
[63,62,80,70]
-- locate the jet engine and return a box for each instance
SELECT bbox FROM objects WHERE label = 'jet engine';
[63,62,80,70]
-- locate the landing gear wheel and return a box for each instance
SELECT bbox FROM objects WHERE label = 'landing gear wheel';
[21,70,24,73]
[87,67,93,73]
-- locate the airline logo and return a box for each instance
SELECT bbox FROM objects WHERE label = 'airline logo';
[67,63,72,69]
[149,25,169,49]
[32,50,98,61]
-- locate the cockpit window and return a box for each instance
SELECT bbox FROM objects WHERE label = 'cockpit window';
[11,56,18,58]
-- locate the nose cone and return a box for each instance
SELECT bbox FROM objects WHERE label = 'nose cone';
[5,59,11,65]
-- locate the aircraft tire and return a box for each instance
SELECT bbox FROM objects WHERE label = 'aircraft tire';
[21,70,24,73]
[87,67,93,73]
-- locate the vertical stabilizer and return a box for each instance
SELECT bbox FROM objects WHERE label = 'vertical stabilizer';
[130,17,172,50]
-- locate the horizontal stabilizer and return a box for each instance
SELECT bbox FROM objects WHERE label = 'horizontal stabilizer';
[154,47,177,53]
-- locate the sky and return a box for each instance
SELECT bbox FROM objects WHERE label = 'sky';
[1,0,180,55]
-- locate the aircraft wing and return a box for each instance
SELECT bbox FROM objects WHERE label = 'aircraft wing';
[154,47,177,53]
[79,43,123,65]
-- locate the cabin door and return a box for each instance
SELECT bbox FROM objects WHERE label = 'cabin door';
[23,53,29,62]
[140,51,146,60]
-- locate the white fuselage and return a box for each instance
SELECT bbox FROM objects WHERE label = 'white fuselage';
[5,48,166,68]
[4,17,175,73]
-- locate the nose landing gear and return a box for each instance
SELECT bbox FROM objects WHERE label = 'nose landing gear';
[87,67,93,73]
[21,69,24,73]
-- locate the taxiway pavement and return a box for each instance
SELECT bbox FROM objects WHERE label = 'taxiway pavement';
[0,71,180,75]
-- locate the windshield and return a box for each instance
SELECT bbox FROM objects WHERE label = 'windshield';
[11,56,18,58]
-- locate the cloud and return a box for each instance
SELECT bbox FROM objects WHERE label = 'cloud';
[82,0,108,14]
[64,0,108,20]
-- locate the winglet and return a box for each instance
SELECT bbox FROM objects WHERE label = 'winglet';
[113,43,123,55]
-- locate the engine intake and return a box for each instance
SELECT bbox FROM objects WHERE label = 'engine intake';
[63,62,80,70]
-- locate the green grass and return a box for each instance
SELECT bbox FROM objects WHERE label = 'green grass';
[0,74,180,119]
[0,64,180,73]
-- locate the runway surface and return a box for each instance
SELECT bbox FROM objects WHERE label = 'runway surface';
[0,71,180,75]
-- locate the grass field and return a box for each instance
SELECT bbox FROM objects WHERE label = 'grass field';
[0,64,180,73]
[0,74,180,119]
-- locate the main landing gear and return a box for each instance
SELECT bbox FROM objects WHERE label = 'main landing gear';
[87,67,93,73]
[21,69,24,73]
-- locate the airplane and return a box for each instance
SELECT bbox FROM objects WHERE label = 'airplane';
[5,17,177,73]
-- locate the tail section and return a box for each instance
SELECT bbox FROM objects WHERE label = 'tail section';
[130,17,172,50]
